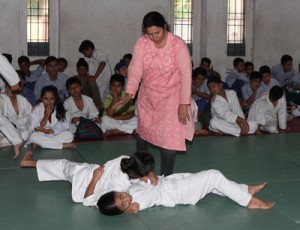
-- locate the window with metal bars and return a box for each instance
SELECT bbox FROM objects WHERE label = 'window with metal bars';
[174,0,193,55]
[227,0,245,56]
[27,0,49,56]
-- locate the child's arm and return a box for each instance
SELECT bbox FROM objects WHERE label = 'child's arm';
[124,202,140,213]
[93,62,106,80]
[84,166,104,198]
[30,59,45,68]
[113,110,134,120]
[192,89,212,100]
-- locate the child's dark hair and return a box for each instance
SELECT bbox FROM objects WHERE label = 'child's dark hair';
[192,67,207,79]
[79,40,95,53]
[76,58,89,69]
[121,152,155,179]
[41,85,66,121]
[207,75,222,86]
[18,55,30,64]
[249,71,262,81]
[66,76,81,90]
[281,54,293,65]
[58,57,68,67]
[200,57,211,65]
[2,53,13,64]
[259,65,271,75]
[142,11,170,34]
[45,56,58,65]
[97,191,123,216]
[110,74,125,87]
[244,61,254,69]
[233,57,244,67]
[123,53,132,60]
[269,86,284,101]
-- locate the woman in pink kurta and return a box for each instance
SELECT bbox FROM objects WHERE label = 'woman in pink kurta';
[115,12,194,176]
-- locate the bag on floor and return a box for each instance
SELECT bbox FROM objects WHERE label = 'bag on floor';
[75,117,103,139]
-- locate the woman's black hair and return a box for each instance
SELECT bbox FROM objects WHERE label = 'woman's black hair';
[142,11,170,34]
[97,191,123,216]
[121,152,155,179]
[41,85,66,121]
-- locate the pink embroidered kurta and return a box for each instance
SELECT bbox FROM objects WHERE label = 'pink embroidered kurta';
[126,32,194,151]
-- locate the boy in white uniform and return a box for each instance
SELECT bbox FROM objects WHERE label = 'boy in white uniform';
[208,76,258,136]
[0,84,32,158]
[0,54,23,158]
[248,86,287,134]
[259,65,280,94]
[79,40,111,99]
[64,77,100,133]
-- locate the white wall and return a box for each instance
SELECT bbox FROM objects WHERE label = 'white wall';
[1,0,300,78]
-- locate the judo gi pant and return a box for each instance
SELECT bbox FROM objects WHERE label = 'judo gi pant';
[30,130,74,149]
[37,159,80,182]
[209,118,258,137]
[0,116,22,145]
[136,134,176,177]
[101,115,137,134]
[169,170,252,207]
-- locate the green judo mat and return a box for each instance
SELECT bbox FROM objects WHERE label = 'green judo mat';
[1,133,300,230]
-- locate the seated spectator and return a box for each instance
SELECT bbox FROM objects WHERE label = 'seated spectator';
[244,61,254,79]
[74,58,102,111]
[226,58,249,98]
[259,65,280,94]
[271,54,295,87]
[102,74,137,136]
[248,86,287,134]
[34,56,68,101]
[199,57,221,79]
[241,71,264,107]
[64,77,101,134]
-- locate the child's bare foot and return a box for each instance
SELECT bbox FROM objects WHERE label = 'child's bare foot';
[218,131,225,136]
[20,151,36,167]
[248,182,268,195]
[247,196,274,209]
[13,141,23,160]
[105,129,125,137]
[254,129,262,135]
[195,129,209,136]
[32,143,40,149]
[63,143,77,149]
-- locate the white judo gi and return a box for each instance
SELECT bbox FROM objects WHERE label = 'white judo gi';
[247,93,287,133]
[101,115,137,134]
[129,169,252,211]
[0,54,23,146]
[0,94,32,141]
[64,95,100,133]
[29,103,74,149]
[36,155,131,206]
[209,90,258,136]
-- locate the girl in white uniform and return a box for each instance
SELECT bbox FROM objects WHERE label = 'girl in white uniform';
[208,76,258,136]
[97,153,274,216]
[0,54,23,158]
[20,151,157,207]
[0,84,32,158]
[29,85,75,149]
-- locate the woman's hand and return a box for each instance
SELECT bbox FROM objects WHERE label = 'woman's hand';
[148,171,158,185]
[112,93,133,110]
[178,104,190,125]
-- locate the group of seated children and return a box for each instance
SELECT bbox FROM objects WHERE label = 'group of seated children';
[192,56,291,137]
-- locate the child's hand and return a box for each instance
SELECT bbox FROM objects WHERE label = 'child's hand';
[71,117,80,124]
[44,105,53,118]
[94,117,101,124]
[125,202,140,213]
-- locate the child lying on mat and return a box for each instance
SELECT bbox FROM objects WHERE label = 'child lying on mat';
[97,152,274,215]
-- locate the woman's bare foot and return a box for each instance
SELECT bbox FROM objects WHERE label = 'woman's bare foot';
[195,129,209,136]
[63,143,77,149]
[248,182,268,195]
[13,141,23,160]
[247,196,274,209]
[20,151,36,168]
